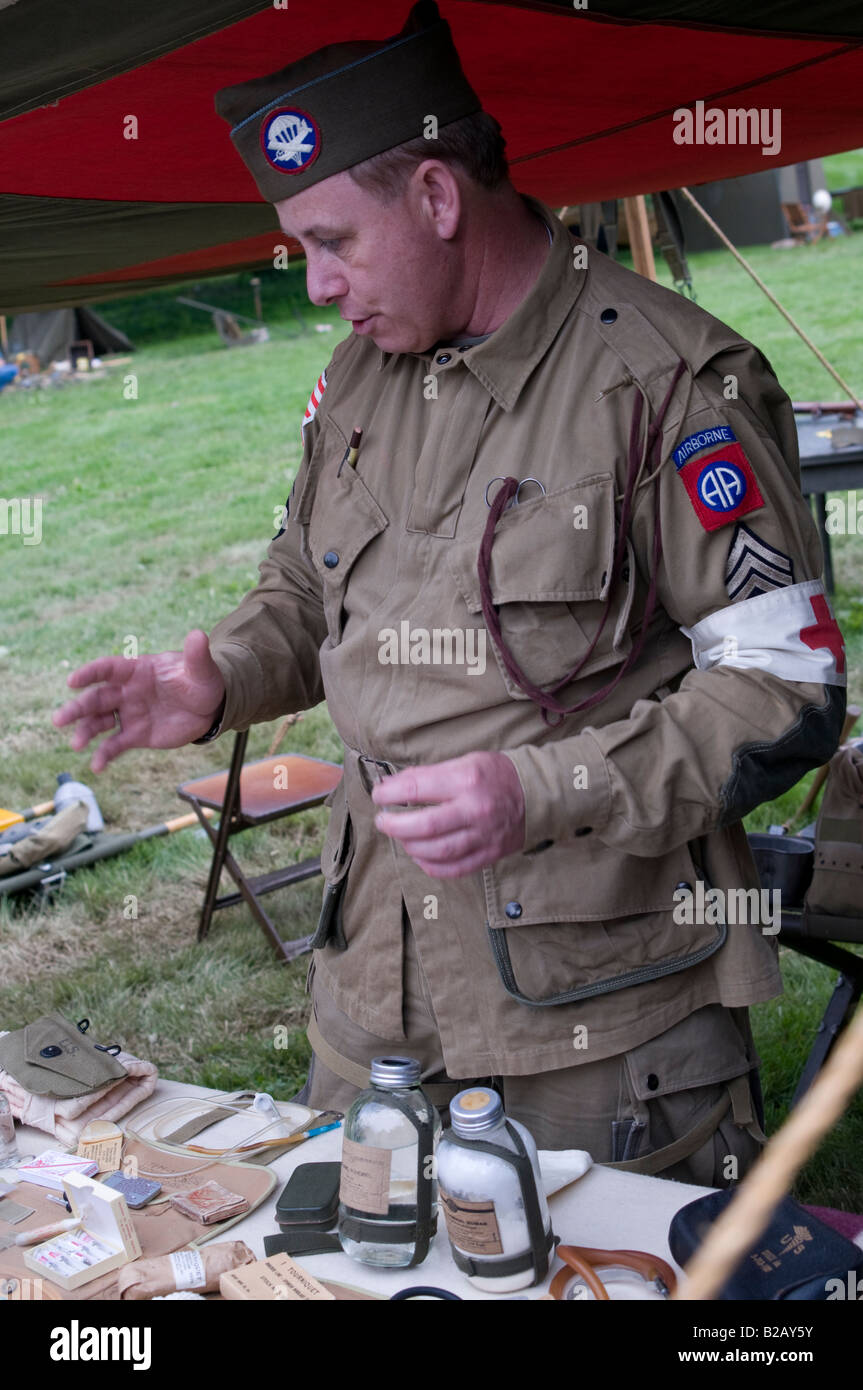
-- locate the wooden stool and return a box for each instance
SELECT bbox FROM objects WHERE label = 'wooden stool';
[177,730,342,963]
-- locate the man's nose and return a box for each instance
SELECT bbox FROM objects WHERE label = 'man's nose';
[305,255,348,307]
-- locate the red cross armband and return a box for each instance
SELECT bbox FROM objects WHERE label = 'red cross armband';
[680,580,846,687]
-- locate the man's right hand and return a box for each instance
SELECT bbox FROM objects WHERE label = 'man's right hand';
[52,629,226,772]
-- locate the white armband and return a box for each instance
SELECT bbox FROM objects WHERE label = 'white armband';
[681,580,846,686]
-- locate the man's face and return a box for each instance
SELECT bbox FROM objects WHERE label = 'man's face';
[275,168,458,354]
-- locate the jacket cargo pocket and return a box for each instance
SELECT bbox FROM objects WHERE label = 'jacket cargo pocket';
[624,1005,760,1102]
[310,777,355,951]
[448,475,635,700]
[611,1006,765,1181]
[302,417,388,646]
[483,835,725,1006]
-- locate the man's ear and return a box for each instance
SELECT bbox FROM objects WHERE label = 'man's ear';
[411,159,462,241]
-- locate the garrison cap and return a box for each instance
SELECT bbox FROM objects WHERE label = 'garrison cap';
[215,0,482,203]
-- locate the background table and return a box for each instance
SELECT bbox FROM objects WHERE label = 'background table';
[796,407,863,593]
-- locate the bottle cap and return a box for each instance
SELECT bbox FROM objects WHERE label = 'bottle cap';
[369,1056,422,1089]
[450,1087,504,1135]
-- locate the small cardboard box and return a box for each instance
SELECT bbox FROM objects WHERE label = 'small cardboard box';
[220,1252,335,1301]
[22,1171,141,1290]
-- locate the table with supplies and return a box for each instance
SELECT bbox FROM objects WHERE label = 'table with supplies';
[2,1078,714,1301]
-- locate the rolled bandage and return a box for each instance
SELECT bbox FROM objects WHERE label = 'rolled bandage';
[117,1241,255,1300]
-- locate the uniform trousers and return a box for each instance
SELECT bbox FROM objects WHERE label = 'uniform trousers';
[298,904,767,1188]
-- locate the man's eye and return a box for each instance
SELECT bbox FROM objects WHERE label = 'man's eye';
[318,238,341,252]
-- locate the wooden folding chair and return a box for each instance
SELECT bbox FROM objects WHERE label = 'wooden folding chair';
[781,201,828,244]
[177,730,342,962]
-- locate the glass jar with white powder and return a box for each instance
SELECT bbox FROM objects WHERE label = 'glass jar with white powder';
[437,1087,554,1293]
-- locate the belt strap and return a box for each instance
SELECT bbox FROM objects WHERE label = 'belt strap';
[307,1012,461,1106]
[728,1072,768,1144]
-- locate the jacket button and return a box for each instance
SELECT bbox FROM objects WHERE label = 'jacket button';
[646,1073,659,1091]
[575,826,592,838]
[323,551,340,569]
[505,901,523,919]
[436,353,452,365]
[675,881,693,894]
[40,1045,62,1058]
[600,307,618,324]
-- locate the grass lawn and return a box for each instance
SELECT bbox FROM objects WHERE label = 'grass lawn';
[2,214,862,1208]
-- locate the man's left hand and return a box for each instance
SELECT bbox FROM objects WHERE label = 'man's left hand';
[372,751,525,877]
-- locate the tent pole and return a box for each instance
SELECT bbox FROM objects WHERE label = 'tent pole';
[680,185,863,412]
[622,196,656,282]
[0,315,7,356]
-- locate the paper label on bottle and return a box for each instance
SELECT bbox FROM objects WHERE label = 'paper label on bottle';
[439,1188,504,1255]
[339,1137,392,1215]
[169,1249,207,1291]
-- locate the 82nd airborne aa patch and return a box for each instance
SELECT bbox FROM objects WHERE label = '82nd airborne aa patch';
[676,441,765,532]
[673,425,737,468]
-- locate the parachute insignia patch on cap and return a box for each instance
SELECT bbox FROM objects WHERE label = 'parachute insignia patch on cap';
[261,108,321,174]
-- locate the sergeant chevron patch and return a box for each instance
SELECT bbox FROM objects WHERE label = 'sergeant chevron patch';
[725,524,795,601]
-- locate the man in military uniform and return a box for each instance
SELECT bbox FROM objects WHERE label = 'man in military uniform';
[54,1,845,1184]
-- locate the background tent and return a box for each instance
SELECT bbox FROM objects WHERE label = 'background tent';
[1,2,862,312]
[8,306,134,367]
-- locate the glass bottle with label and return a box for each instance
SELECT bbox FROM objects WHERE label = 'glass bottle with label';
[338,1056,441,1268]
[0,1094,17,1163]
[437,1087,555,1293]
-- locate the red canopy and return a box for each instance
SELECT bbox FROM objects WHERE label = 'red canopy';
[1,1,862,311]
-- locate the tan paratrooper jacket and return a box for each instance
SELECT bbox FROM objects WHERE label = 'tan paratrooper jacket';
[208,197,845,1078]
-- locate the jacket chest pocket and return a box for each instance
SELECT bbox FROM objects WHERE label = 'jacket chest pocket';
[483,837,725,1006]
[301,421,388,646]
[447,474,635,700]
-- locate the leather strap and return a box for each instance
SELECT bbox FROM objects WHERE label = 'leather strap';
[477,358,687,726]
[728,1072,768,1144]
[307,1011,461,1106]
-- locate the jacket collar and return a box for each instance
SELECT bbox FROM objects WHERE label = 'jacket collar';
[378,195,587,411]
